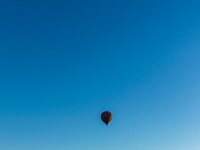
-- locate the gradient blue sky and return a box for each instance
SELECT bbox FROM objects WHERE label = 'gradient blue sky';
[0,0,200,150]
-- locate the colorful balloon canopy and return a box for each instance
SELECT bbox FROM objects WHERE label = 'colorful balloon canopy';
[101,111,113,125]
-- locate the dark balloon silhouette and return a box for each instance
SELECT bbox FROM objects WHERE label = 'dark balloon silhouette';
[101,111,113,125]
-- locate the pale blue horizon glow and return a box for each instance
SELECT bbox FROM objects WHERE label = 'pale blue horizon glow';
[0,0,200,150]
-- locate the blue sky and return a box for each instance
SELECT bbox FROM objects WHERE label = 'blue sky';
[0,0,200,149]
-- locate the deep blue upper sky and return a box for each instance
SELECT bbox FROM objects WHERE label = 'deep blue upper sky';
[0,0,200,150]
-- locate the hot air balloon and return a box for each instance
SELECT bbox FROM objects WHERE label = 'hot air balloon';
[101,111,113,125]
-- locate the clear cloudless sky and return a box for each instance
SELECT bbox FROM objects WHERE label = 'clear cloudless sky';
[0,0,200,150]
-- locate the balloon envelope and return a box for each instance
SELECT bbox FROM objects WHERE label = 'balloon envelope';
[101,111,113,125]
